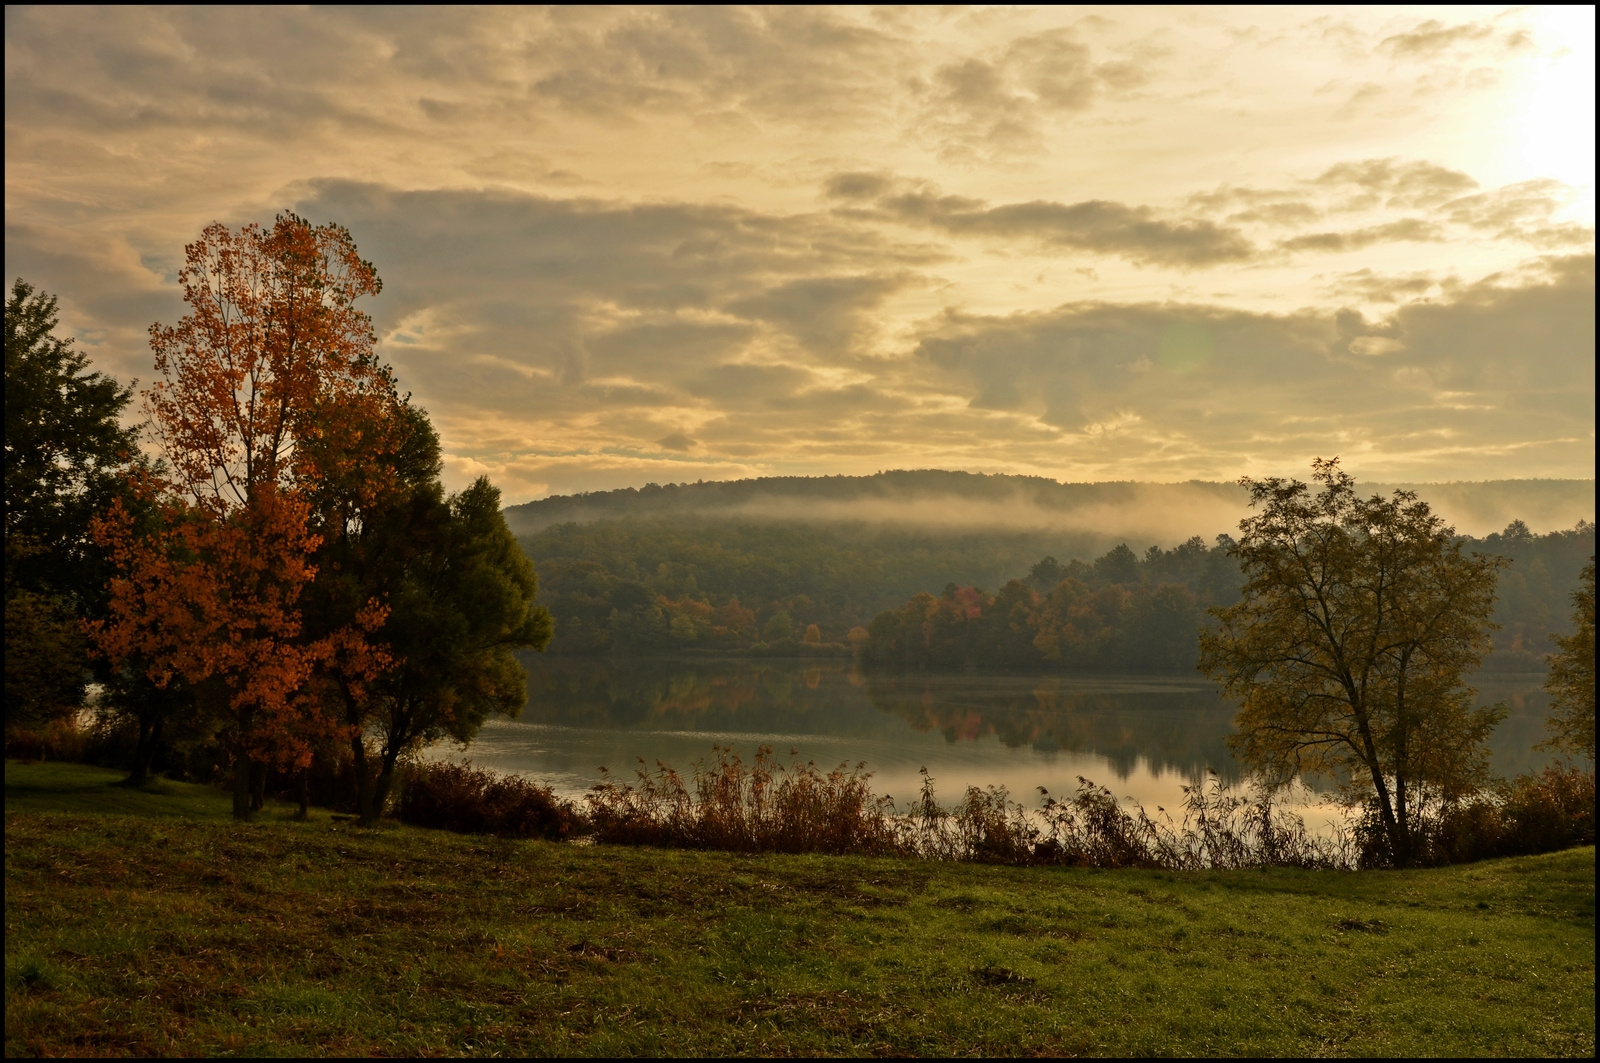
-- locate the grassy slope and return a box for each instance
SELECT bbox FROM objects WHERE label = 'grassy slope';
[6,761,1594,1057]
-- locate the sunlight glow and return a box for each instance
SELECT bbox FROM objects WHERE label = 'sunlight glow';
[1514,6,1597,221]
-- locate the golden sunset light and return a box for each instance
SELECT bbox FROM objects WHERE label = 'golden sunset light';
[6,5,1593,501]
[7,8,1597,1056]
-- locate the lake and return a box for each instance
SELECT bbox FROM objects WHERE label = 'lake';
[429,655,1560,829]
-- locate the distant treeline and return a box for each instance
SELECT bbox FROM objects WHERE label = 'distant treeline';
[522,520,1109,655]
[860,538,1238,672]
[519,511,1592,672]
[861,520,1594,674]
[1480,520,1597,668]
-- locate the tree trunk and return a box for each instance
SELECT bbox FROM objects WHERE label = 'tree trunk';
[128,716,163,786]
[296,768,311,820]
[250,760,268,811]
[1352,702,1408,865]
[361,738,404,827]
[232,746,254,820]
[1394,774,1411,865]
[1393,673,1413,866]
[1380,790,1409,865]
[363,764,394,828]
[351,730,373,823]
[1362,757,1405,865]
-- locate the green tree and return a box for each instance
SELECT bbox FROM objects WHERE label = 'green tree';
[1542,558,1595,762]
[1198,459,1506,865]
[1025,555,1066,592]
[762,610,795,644]
[1094,543,1140,585]
[3,591,90,731]
[4,278,140,731]
[308,426,553,824]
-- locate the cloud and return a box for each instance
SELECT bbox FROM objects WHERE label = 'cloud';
[3,7,1132,180]
[725,274,911,354]
[909,27,1150,159]
[1184,158,1481,241]
[656,433,697,452]
[1379,19,1495,59]
[1184,159,1587,258]
[519,7,905,127]
[272,180,946,489]
[1321,269,1459,304]
[1279,218,1444,253]
[1311,158,1479,209]
[1439,180,1596,247]
[1223,202,1323,227]
[909,254,1595,480]
[4,6,1590,498]
[829,175,1255,267]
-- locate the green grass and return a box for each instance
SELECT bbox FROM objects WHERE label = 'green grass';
[6,760,1595,1057]
[3,761,235,821]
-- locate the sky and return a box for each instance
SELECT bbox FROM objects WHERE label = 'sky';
[5,5,1595,502]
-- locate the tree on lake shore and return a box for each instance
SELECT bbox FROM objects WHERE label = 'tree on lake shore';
[1542,557,1595,762]
[1198,459,1506,866]
[301,404,552,824]
[89,215,402,818]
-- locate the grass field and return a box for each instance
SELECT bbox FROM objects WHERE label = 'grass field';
[6,760,1595,1057]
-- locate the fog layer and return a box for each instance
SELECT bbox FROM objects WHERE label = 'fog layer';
[504,472,1594,543]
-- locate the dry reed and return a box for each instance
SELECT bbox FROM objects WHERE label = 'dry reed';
[585,746,1353,868]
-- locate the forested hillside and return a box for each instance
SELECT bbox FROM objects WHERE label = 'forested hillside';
[503,471,1250,535]
[509,473,1594,671]
[520,521,1117,654]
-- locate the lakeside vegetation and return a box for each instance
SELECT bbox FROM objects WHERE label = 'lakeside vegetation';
[6,760,1595,1057]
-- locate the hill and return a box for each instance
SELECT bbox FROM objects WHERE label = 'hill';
[503,470,1595,539]
[506,472,1594,665]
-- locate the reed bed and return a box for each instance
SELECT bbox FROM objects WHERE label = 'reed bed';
[398,761,578,840]
[398,746,1591,870]
[585,744,1352,869]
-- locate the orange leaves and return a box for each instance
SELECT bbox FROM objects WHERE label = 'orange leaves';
[89,484,341,768]
[146,215,394,512]
[89,214,404,777]
[322,598,397,710]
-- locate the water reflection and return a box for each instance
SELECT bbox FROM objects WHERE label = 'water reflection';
[439,655,1556,819]
[863,674,1241,784]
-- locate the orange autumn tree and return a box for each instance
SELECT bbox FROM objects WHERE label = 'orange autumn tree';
[90,214,402,819]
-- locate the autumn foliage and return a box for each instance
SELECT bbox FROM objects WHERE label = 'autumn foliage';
[89,215,404,817]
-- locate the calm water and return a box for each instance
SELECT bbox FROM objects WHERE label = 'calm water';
[430,655,1558,827]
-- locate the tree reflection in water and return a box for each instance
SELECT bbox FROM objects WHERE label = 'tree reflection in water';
[518,654,1241,783]
[493,654,1555,803]
[861,675,1242,784]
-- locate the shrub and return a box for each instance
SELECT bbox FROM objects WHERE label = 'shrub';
[1498,763,1596,852]
[1360,764,1596,867]
[928,773,1343,870]
[397,761,580,840]
[587,745,902,854]
[3,710,133,767]
[3,716,91,762]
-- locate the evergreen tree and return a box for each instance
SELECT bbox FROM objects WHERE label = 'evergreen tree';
[4,278,139,730]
